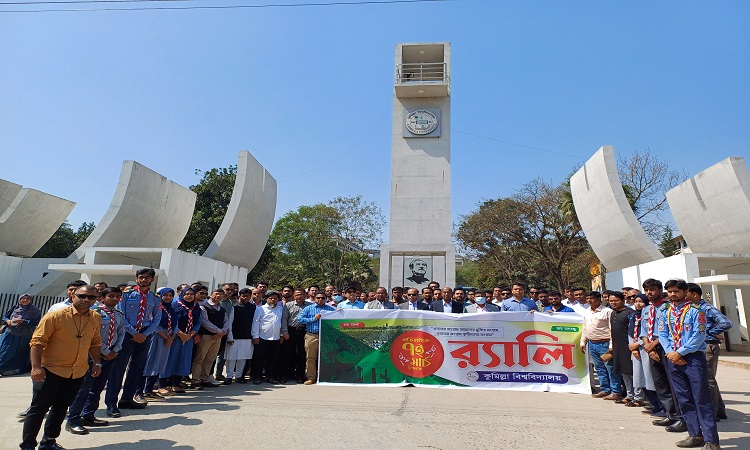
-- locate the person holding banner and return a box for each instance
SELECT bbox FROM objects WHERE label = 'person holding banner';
[297,292,335,385]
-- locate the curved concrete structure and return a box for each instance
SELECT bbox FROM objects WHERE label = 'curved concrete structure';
[74,161,196,258]
[570,146,663,271]
[666,157,750,254]
[0,179,22,216]
[0,187,75,257]
[27,161,196,295]
[203,151,276,270]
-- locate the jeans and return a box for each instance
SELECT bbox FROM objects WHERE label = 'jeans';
[22,369,84,448]
[588,341,622,395]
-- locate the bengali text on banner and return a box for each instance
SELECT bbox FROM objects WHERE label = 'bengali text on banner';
[318,309,589,393]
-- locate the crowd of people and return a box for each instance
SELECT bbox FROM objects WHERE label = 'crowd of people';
[4,269,732,450]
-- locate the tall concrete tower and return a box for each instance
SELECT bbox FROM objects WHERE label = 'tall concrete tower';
[379,42,456,290]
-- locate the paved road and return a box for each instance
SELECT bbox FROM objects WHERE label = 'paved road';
[1,366,748,450]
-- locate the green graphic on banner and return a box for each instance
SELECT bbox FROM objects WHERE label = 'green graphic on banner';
[318,311,589,393]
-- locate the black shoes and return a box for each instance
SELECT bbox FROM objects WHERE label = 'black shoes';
[252,379,262,385]
[81,416,109,427]
[118,400,146,410]
[106,405,121,418]
[65,422,89,435]
[653,418,675,426]
[716,411,727,420]
[666,420,688,433]
[676,436,705,448]
[222,379,233,385]
[236,378,248,384]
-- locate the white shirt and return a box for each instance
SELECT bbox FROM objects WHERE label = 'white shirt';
[475,305,489,314]
[251,304,283,340]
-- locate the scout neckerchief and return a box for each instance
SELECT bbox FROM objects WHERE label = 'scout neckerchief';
[667,301,691,350]
[177,300,194,332]
[99,304,116,347]
[646,299,666,340]
[160,301,173,336]
[632,313,642,341]
[136,287,148,328]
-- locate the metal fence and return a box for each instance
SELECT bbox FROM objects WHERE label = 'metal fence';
[395,62,448,83]
[0,293,67,317]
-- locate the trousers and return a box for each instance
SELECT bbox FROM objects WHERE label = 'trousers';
[21,369,84,448]
[105,334,152,406]
[668,351,719,444]
[705,343,725,415]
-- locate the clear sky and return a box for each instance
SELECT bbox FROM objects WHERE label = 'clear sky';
[1,0,748,242]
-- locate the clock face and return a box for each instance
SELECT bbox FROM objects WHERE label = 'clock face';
[404,110,439,135]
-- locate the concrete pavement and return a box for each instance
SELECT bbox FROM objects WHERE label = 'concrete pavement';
[1,366,749,450]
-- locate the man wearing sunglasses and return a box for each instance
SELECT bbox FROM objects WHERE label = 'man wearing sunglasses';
[398,288,431,310]
[20,285,102,450]
[105,268,162,416]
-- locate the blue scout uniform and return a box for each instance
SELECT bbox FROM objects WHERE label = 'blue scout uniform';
[68,304,126,424]
[105,287,162,407]
[657,301,719,445]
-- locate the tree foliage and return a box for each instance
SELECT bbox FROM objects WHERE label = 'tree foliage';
[658,225,680,257]
[255,197,383,290]
[179,166,236,254]
[456,179,590,291]
[34,221,95,258]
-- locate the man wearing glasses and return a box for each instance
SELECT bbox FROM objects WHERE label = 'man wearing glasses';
[105,268,162,416]
[338,287,365,309]
[625,288,641,309]
[20,285,102,450]
[398,288,431,310]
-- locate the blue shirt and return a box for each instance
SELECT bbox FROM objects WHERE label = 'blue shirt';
[297,303,335,334]
[543,305,576,313]
[338,300,365,310]
[697,300,733,342]
[656,301,707,356]
[92,304,126,356]
[118,287,162,336]
[501,297,537,312]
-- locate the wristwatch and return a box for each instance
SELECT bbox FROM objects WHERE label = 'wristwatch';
[94,363,103,367]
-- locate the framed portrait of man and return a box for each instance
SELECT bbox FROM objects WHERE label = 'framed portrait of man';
[403,257,432,287]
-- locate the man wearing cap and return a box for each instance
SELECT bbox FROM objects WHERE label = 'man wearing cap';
[251,290,290,385]
[398,288,431,310]
[338,287,365,309]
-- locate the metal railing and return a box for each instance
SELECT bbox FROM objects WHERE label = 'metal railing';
[0,292,68,316]
[396,62,448,83]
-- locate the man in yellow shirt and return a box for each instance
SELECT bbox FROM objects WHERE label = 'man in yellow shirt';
[20,285,102,450]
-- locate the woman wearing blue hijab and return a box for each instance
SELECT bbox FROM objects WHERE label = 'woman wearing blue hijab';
[141,287,179,399]
[0,294,42,375]
[163,287,202,393]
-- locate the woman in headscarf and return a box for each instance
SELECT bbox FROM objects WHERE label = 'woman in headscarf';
[0,294,42,375]
[141,287,179,399]
[163,287,202,393]
[627,294,660,409]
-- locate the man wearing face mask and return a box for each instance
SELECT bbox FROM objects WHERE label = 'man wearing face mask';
[464,293,499,313]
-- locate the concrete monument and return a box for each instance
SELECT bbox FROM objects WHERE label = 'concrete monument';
[0,180,75,258]
[379,42,456,289]
[570,146,663,271]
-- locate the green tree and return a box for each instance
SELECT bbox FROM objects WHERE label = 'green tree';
[261,197,383,289]
[34,221,95,258]
[658,225,680,257]
[179,166,236,254]
[456,179,590,291]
